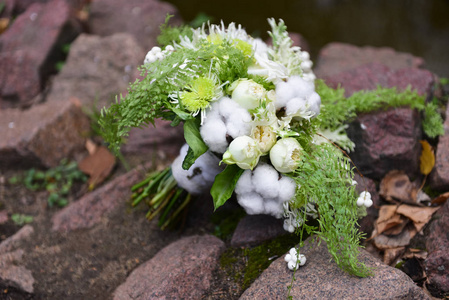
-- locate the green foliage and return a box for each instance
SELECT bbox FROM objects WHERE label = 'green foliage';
[316,80,444,138]
[211,165,244,210]
[99,39,252,154]
[55,43,71,72]
[157,14,193,47]
[10,160,87,207]
[11,214,33,226]
[182,118,208,170]
[422,102,445,138]
[211,207,246,240]
[291,143,372,277]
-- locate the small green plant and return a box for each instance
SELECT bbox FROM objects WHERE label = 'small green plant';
[11,214,33,226]
[9,159,87,207]
[55,43,71,72]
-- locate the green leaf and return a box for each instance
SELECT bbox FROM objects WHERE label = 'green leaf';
[182,118,208,170]
[211,164,244,211]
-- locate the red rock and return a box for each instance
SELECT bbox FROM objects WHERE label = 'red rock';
[231,215,285,248]
[0,225,34,254]
[0,99,90,169]
[241,237,430,299]
[51,167,145,232]
[354,174,379,236]
[121,119,185,160]
[45,33,144,111]
[88,0,182,50]
[430,103,449,191]
[347,107,422,180]
[0,210,8,225]
[0,0,81,108]
[314,43,425,78]
[0,250,35,293]
[322,62,434,97]
[113,235,225,300]
[425,200,449,297]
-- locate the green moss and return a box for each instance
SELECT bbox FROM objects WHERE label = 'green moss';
[220,233,304,291]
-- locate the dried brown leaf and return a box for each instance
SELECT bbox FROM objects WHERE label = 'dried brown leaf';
[0,18,9,35]
[379,170,423,205]
[79,145,116,188]
[432,191,449,205]
[383,247,406,265]
[396,204,440,232]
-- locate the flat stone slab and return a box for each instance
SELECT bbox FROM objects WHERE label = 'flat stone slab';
[88,0,181,50]
[52,167,145,232]
[314,42,425,79]
[46,33,144,111]
[0,0,80,108]
[0,98,90,169]
[240,237,430,300]
[113,235,225,300]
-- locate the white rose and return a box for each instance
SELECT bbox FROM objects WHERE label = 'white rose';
[269,138,302,173]
[252,125,277,154]
[222,136,262,170]
[228,79,266,110]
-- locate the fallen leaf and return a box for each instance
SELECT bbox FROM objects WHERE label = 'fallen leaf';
[383,247,406,265]
[379,170,426,205]
[403,248,428,260]
[0,18,9,35]
[373,225,416,250]
[79,145,116,188]
[419,140,435,175]
[396,204,440,232]
[373,205,401,236]
[432,191,449,205]
[382,217,409,235]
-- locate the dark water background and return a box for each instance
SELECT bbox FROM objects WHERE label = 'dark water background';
[166,0,449,78]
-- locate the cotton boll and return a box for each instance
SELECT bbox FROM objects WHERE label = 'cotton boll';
[275,81,295,109]
[285,97,307,116]
[278,176,296,202]
[226,113,251,138]
[289,76,314,99]
[237,193,265,215]
[252,163,280,199]
[218,97,239,118]
[306,92,321,117]
[200,118,228,153]
[264,200,284,218]
[235,170,253,195]
[171,144,222,195]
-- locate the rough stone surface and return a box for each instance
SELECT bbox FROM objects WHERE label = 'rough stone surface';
[231,215,286,248]
[314,43,425,79]
[88,0,182,50]
[0,0,81,108]
[121,119,185,159]
[0,210,8,225]
[113,235,225,300]
[321,62,434,98]
[240,237,430,300]
[0,98,90,169]
[430,102,449,191]
[0,250,35,293]
[347,107,422,180]
[425,200,449,297]
[51,167,145,232]
[46,33,144,111]
[354,173,379,236]
[0,225,34,255]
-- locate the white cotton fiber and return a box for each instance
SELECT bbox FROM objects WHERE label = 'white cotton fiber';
[275,81,294,109]
[290,76,314,98]
[252,163,280,199]
[278,176,296,202]
[200,117,228,153]
[264,200,284,218]
[171,144,223,195]
[226,113,251,138]
[235,170,253,195]
[285,97,307,116]
[306,92,321,116]
[217,97,236,118]
[237,193,265,215]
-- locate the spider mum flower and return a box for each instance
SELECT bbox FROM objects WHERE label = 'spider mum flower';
[175,75,225,123]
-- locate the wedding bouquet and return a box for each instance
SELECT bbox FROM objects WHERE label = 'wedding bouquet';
[99,18,373,276]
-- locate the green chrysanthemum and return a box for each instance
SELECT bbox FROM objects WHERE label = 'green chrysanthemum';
[181,77,216,112]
